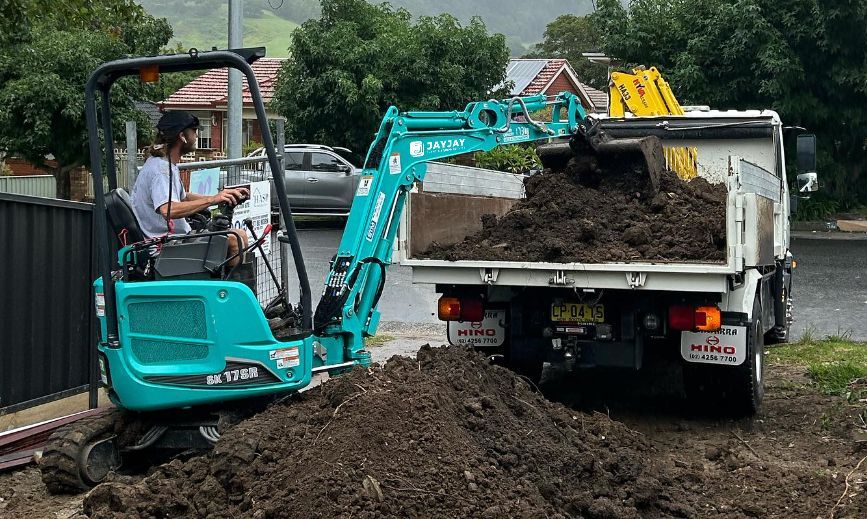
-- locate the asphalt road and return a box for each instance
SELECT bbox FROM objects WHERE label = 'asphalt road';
[287,223,867,341]
[289,223,439,324]
[791,233,867,341]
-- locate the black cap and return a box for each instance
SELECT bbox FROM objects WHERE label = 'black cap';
[156,111,200,139]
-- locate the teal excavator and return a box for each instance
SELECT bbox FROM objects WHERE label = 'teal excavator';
[39,48,664,492]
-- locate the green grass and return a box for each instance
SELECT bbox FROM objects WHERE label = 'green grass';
[768,330,867,396]
[364,335,396,347]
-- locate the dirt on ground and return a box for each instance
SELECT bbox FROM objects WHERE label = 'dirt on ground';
[1,346,865,519]
[422,156,727,264]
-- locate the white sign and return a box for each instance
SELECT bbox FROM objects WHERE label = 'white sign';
[448,310,506,347]
[231,180,271,255]
[680,326,747,366]
[356,175,373,196]
[388,152,402,174]
[409,141,424,158]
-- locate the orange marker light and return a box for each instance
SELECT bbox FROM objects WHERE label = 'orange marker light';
[438,297,461,321]
[695,306,721,331]
[139,65,160,83]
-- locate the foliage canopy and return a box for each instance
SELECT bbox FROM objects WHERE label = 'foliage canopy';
[0,0,178,198]
[272,0,511,154]
[592,0,867,202]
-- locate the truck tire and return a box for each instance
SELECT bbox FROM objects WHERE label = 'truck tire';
[683,297,764,416]
[766,288,792,344]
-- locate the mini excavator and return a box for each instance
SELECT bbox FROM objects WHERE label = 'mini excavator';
[39,48,667,492]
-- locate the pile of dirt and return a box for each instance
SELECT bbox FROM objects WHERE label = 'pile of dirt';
[82,346,696,518]
[423,157,727,263]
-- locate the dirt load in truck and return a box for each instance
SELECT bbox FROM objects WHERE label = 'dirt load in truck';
[422,146,727,264]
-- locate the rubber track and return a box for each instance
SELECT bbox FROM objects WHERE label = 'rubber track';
[39,410,120,494]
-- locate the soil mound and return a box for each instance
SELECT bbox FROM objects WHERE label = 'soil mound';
[83,346,695,518]
[423,159,727,263]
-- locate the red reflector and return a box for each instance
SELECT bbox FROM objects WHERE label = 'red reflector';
[460,299,484,322]
[668,305,694,331]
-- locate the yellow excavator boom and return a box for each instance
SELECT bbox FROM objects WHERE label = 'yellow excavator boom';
[609,67,698,180]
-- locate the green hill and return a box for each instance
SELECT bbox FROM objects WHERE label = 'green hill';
[137,0,593,57]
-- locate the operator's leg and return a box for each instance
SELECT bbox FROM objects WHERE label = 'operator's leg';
[227,231,249,267]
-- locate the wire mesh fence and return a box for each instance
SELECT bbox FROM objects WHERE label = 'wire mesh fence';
[219,164,282,309]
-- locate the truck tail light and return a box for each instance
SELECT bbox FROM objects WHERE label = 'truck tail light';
[437,296,484,322]
[668,305,722,331]
[438,297,461,320]
[668,306,694,331]
[695,306,721,331]
[460,298,484,322]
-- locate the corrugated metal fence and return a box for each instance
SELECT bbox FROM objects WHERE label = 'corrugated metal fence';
[0,175,57,198]
[0,193,97,413]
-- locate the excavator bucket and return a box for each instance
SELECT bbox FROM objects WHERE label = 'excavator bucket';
[537,132,667,193]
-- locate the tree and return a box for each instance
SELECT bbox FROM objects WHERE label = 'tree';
[0,0,173,199]
[524,14,608,89]
[591,0,867,203]
[271,0,510,154]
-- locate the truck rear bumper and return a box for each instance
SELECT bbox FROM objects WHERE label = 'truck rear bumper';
[406,260,734,292]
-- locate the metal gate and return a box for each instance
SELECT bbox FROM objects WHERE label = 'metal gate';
[0,193,98,413]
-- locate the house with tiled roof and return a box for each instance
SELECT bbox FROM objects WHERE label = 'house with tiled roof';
[504,58,607,114]
[159,58,285,153]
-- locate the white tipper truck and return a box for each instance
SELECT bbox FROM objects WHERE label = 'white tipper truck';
[400,110,820,415]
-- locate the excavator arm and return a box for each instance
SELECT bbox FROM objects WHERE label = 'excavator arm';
[313,92,591,361]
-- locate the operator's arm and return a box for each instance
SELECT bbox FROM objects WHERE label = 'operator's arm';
[155,188,248,219]
[184,192,211,202]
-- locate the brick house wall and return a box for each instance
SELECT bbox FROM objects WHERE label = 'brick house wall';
[544,75,581,97]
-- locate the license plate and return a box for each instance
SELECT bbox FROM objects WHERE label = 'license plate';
[551,303,605,323]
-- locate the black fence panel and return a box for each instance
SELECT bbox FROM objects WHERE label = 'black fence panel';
[0,193,96,413]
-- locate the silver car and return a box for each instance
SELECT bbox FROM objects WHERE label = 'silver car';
[249,144,363,216]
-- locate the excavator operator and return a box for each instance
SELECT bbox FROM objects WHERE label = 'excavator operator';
[132,111,249,265]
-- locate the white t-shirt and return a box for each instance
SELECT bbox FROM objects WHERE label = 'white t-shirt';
[131,156,192,238]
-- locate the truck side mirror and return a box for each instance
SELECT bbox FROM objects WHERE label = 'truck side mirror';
[796,134,816,172]
[797,172,819,193]
[795,134,819,196]
[337,164,352,174]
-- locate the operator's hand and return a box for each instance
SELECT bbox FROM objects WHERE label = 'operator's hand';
[211,187,249,206]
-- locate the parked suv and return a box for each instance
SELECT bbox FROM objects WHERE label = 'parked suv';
[248,144,363,215]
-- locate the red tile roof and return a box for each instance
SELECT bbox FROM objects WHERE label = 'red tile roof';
[161,58,284,108]
[520,58,569,96]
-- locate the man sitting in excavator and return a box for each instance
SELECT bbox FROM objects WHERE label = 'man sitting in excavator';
[132,111,249,265]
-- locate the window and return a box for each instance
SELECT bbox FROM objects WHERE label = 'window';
[310,152,344,172]
[285,152,304,170]
[197,117,212,149]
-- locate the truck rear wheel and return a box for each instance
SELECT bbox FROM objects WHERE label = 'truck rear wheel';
[683,297,764,416]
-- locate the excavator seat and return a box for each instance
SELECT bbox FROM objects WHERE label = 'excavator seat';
[106,188,145,246]
[105,188,228,280]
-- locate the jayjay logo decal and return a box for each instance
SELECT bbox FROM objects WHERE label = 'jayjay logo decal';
[409,141,424,158]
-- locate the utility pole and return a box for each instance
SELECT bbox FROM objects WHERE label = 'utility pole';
[227,0,243,179]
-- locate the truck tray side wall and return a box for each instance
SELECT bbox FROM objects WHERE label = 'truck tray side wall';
[407,192,517,257]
